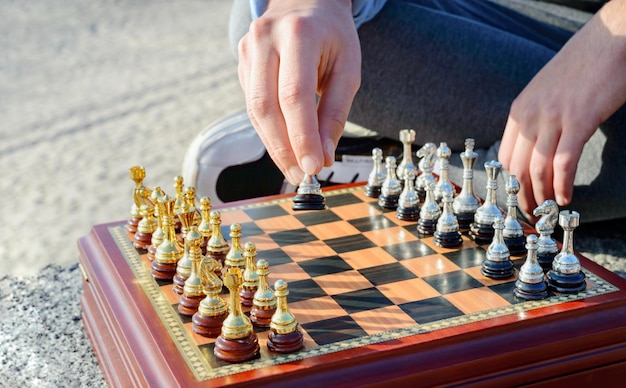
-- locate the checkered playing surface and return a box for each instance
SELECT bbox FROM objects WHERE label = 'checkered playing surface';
[112,186,617,381]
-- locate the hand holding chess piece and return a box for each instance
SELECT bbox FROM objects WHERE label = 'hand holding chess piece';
[214,268,260,363]
[292,173,326,210]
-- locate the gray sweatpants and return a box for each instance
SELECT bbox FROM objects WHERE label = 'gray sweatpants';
[228,0,626,223]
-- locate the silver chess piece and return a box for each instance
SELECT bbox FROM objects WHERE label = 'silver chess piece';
[503,175,526,255]
[533,200,560,271]
[481,215,515,279]
[417,181,441,235]
[396,129,418,181]
[434,185,462,248]
[397,165,420,221]
[434,142,454,203]
[415,142,437,201]
[547,210,586,293]
[453,138,480,232]
[514,234,548,300]
[378,155,402,209]
[364,148,386,198]
[292,174,326,210]
[470,160,504,244]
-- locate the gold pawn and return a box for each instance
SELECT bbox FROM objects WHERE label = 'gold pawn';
[177,226,206,316]
[240,241,259,306]
[206,210,229,264]
[173,175,185,214]
[148,187,166,255]
[270,279,299,334]
[225,223,245,271]
[197,196,212,240]
[251,259,277,327]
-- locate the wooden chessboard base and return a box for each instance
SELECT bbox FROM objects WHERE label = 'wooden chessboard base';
[78,187,626,387]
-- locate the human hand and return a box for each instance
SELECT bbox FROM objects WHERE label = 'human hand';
[498,1,626,218]
[238,0,361,185]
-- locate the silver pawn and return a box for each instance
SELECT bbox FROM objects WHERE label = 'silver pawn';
[453,138,480,232]
[481,215,515,279]
[378,156,402,209]
[434,186,462,248]
[514,235,548,300]
[364,148,386,198]
[417,181,440,235]
[547,210,586,293]
[503,175,526,255]
[396,166,420,221]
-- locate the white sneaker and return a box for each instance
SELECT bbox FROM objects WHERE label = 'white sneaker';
[182,111,401,204]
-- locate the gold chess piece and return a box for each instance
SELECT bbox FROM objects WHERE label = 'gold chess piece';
[133,185,157,250]
[127,165,150,234]
[147,187,166,261]
[250,259,277,327]
[214,268,260,363]
[267,279,304,354]
[177,226,205,316]
[151,194,183,281]
[192,257,227,337]
[240,241,259,307]
[225,223,246,272]
[172,206,198,294]
[205,210,229,267]
[197,196,212,254]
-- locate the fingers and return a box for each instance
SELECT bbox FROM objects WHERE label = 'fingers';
[552,131,585,206]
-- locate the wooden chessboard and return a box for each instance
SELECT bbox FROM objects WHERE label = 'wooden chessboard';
[78,184,626,387]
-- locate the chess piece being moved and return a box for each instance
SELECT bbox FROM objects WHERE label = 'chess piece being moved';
[250,259,277,327]
[151,194,183,281]
[470,160,504,244]
[267,279,305,354]
[127,165,148,234]
[214,268,260,363]
[481,215,515,279]
[172,206,198,294]
[292,174,326,210]
[147,187,166,261]
[453,138,480,233]
[364,148,386,198]
[514,234,548,300]
[502,175,526,255]
[205,210,229,267]
[415,143,437,202]
[378,156,402,209]
[396,129,417,182]
[178,226,206,316]
[533,200,560,271]
[434,187,463,248]
[417,181,440,236]
[396,166,420,221]
[192,257,227,337]
[240,242,259,307]
[434,142,454,203]
[547,211,586,293]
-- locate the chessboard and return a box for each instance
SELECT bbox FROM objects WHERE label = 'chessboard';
[78,184,626,387]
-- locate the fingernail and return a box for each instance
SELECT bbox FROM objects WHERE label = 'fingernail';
[300,155,319,176]
[288,165,303,185]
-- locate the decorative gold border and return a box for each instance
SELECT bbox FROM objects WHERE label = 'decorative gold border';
[110,186,620,381]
